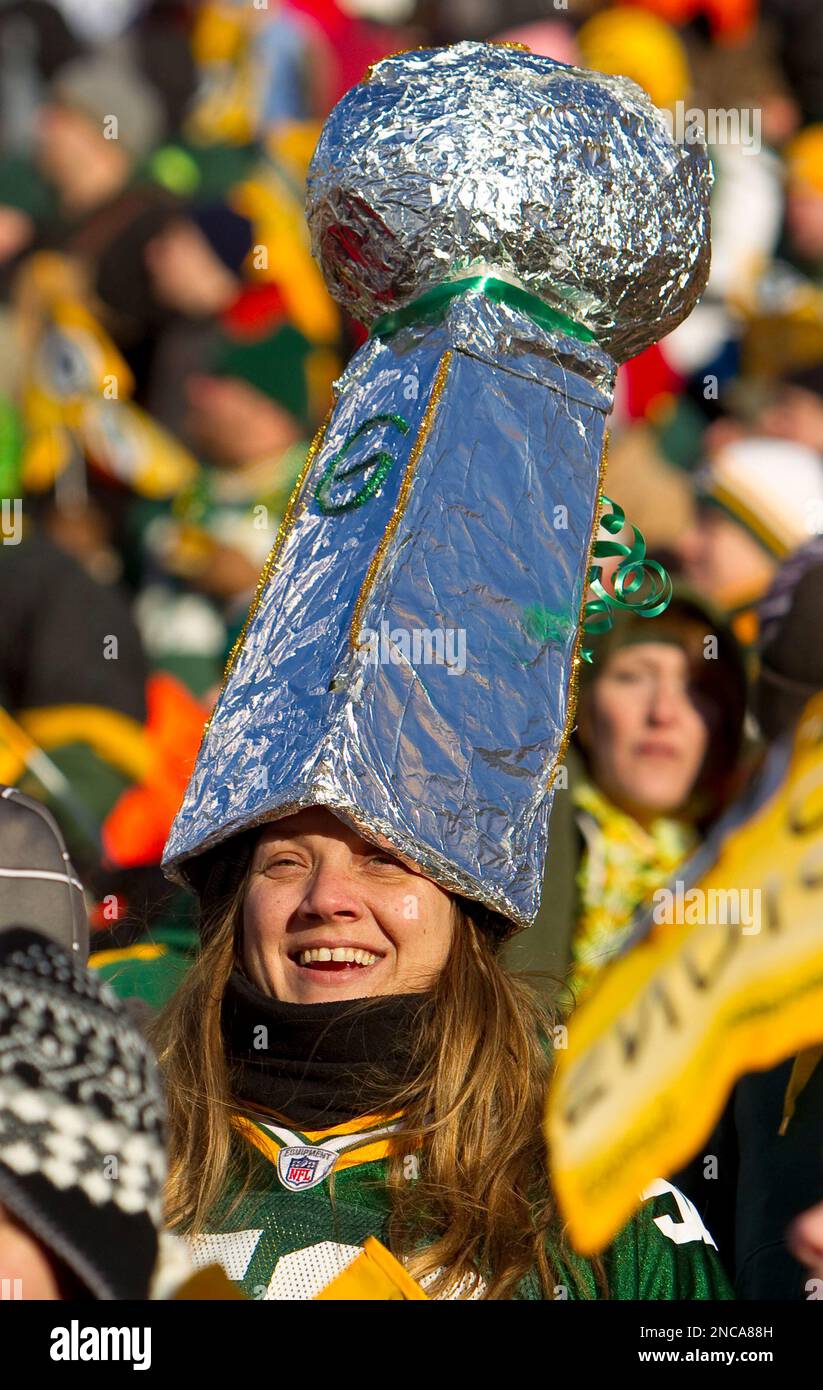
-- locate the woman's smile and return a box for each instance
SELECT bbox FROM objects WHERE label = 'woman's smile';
[287,939,387,987]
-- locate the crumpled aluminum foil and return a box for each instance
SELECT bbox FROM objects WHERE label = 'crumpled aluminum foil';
[163,295,612,931]
[163,42,712,931]
[306,42,712,363]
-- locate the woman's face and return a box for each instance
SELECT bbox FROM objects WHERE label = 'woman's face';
[242,808,454,1003]
[579,642,711,821]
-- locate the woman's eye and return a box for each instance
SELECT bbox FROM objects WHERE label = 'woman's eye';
[262,855,302,872]
[609,669,644,685]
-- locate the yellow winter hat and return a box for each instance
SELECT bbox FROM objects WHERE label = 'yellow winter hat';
[578,8,690,110]
[786,125,823,196]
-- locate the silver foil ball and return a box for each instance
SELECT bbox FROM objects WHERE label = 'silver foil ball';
[306,41,712,363]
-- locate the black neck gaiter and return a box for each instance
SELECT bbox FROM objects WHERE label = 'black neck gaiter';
[221,968,433,1128]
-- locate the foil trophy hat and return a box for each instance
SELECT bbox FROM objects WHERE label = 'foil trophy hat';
[162,42,712,934]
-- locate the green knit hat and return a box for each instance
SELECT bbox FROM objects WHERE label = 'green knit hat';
[211,320,314,431]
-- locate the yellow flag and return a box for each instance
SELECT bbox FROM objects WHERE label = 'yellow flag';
[80,397,197,499]
[315,1238,428,1301]
[546,691,823,1255]
[21,293,196,499]
[22,293,132,441]
[232,162,341,346]
[187,2,257,146]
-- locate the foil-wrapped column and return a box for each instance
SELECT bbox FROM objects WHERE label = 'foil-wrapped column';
[163,291,613,931]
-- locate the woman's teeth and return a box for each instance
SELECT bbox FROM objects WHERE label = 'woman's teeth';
[298,947,379,967]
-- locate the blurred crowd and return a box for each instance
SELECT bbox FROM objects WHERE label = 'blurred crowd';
[1,0,823,1303]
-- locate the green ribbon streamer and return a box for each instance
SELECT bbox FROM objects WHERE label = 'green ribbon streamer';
[370,273,596,345]
[580,495,673,664]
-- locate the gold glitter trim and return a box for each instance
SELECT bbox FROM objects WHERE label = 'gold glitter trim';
[546,430,610,793]
[349,351,453,653]
[199,415,330,737]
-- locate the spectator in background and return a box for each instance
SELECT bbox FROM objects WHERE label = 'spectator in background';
[146,203,253,320]
[0,0,85,158]
[134,306,317,697]
[783,123,823,282]
[253,2,335,128]
[33,45,176,381]
[131,1,199,137]
[0,787,177,1299]
[0,924,228,1298]
[753,362,823,454]
[0,156,54,397]
[144,200,255,445]
[503,591,748,1002]
[580,11,793,390]
[0,532,205,992]
[763,0,823,124]
[0,155,53,291]
[678,437,823,646]
[667,27,794,384]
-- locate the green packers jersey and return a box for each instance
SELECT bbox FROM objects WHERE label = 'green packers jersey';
[185,1111,734,1301]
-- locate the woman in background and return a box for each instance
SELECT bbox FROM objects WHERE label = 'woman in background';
[504,591,748,1002]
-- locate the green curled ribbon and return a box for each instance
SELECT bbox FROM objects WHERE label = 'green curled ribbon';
[580,494,673,664]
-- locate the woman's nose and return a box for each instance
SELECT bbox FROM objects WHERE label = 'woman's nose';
[297,863,363,921]
[648,682,682,725]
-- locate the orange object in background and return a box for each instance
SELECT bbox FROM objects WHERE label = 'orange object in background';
[102,673,208,868]
[616,0,757,44]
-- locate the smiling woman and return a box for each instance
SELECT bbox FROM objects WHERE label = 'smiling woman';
[151,803,733,1302]
[150,38,729,1300]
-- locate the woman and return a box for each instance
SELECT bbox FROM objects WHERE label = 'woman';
[151,37,725,1295]
[503,591,749,1001]
[154,804,732,1301]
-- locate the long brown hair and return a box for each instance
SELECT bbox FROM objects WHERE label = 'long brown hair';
[151,877,606,1301]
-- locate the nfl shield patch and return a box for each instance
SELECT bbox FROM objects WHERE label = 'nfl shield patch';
[277,1144,339,1192]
